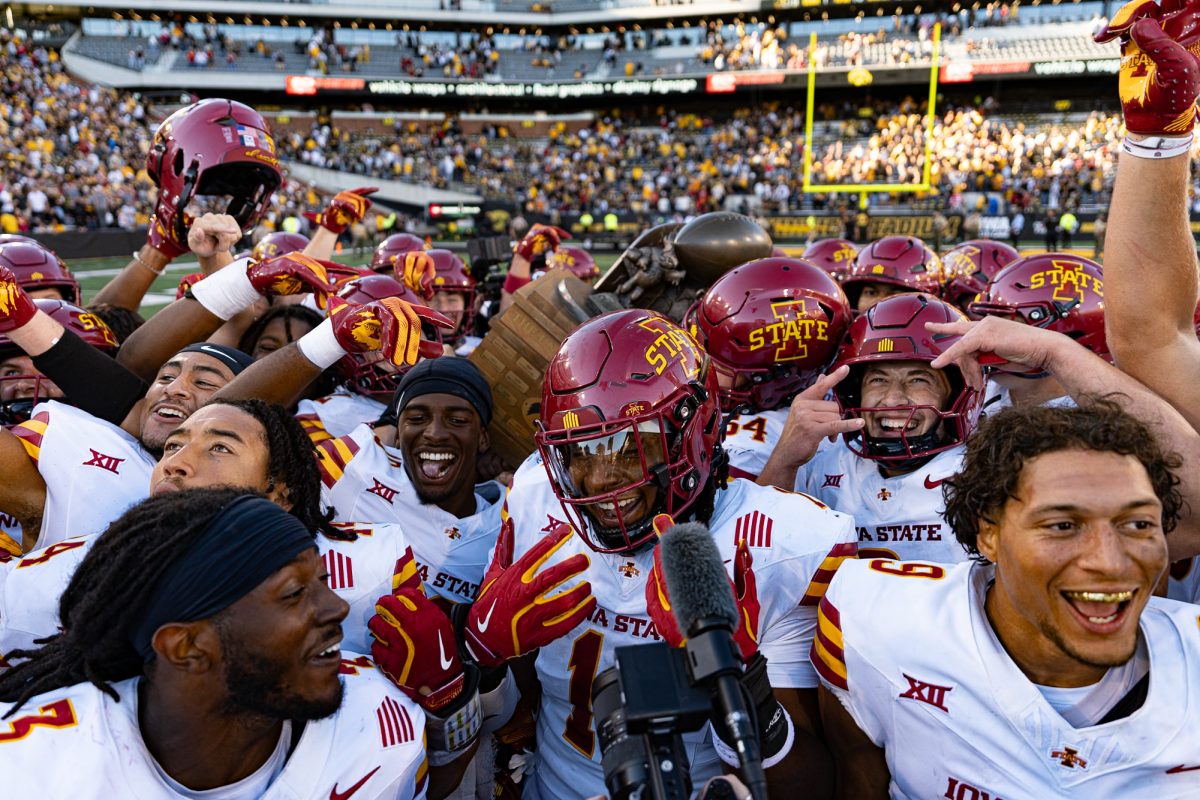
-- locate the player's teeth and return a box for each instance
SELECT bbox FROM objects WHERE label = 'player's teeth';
[1065,591,1133,603]
[1087,613,1119,624]
[420,452,454,461]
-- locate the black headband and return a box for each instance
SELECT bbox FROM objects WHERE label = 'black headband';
[178,342,255,375]
[391,357,494,426]
[130,495,315,659]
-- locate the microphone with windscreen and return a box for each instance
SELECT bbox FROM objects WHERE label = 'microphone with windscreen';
[659,522,769,800]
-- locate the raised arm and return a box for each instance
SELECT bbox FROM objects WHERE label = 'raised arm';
[1097,0,1200,430]
[499,225,569,313]
[930,315,1200,560]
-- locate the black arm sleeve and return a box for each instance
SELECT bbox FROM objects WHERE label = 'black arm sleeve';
[32,331,148,425]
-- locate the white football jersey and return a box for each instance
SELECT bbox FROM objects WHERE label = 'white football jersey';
[315,424,503,605]
[454,335,481,356]
[723,408,788,481]
[981,381,1078,416]
[1168,557,1200,605]
[502,453,858,800]
[296,387,387,440]
[797,438,968,563]
[816,559,1200,799]
[0,527,411,660]
[12,400,156,550]
[0,657,428,799]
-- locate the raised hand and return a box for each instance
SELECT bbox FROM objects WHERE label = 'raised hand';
[1095,0,1200,136]
[186,213,243,258]
[514,223,571,262]
[397,251,437,301]
[308,186,378,234]
[370,548,465,711]
[326,295,452,367]
[463,521,596,667]
[0,266,37,333]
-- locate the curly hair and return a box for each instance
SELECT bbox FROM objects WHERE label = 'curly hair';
[0,489,252,714]
[943,397,1184,561]
[204,398,349,542]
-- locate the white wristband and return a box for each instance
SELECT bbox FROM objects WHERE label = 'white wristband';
[296,317,349,369]
[188,256,260,320]
[1121,132,1194,160]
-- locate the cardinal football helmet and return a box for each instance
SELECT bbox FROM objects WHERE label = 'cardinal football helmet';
[834,293,981,467]
[332,274,441,399]
[802,238,858,283]
[251,231,310,261]
[842,236,942,310]
[371,233,427,273]
[536,309,723,555]
[695,257,851,414]
[547,245,600,282]
[968,253,1108,359]
[940,239,1020,312]
[0,241,81,304]
[0,300,118,426]
[424,248,477,341]
[147,98,281,246]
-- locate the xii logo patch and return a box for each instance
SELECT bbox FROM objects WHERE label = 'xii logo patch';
[366,478,398,505]
[81,449,124,474]
[822,473,844,488]
[898,673,952,713]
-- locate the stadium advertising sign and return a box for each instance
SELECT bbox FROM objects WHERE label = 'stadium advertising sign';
[766,213,964,241]
[285,75,367,95]
[362,77,700,99]
[939,57,1120,83]
[1032,58,1120,76]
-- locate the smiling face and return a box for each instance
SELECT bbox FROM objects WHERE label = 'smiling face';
[396,392,487,517]
[211,548,349,720]
[561,426,664,533]
[979,449,1168,686]
[139,352,236,455]
[149,404,286,507]
[859,361,953,440]
[430,291,467,337]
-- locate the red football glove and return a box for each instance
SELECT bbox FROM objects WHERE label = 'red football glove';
[644,515,761,662]
[176,271,205,301]
[370,548,465,712]
[326,295,452,367]
[147,211,188,259]
[514,224,570,262]
[1095,0,1200,136]
[246,252,345,304]
[463,520,597,667]
[0,266,37,333]
[307,187,378,234]
[397,251,437,301]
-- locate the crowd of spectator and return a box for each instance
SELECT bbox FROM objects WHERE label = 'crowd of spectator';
[277,98,1139,221]
[0,30,332,236]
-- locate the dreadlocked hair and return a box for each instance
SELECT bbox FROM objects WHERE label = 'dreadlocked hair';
[205,398,347,542]
[0,488,249,715]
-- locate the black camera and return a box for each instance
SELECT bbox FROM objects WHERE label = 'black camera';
[465,235,512,337]
[591,642,714,800]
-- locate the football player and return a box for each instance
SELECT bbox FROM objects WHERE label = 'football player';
[425,249,480,355]
[759,293,980,563]
[371,233,427,273]
[841,236,941,313]
[1099,0,1200,564]
[456,309,857,799]
[816,400,1200,798]
[0,489,472,798]
[498,224,571,312]
[0,238,81,303]
[546,245,601,283]
[969,253,1106,412]
[691,256,851,480]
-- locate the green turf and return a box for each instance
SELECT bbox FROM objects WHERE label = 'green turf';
[74,250,621,318]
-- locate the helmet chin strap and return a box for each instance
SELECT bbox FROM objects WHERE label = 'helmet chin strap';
[859,429,942,472]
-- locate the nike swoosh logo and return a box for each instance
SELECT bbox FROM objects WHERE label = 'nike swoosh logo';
[923,475,945,490]
[1167,764,1200,774]
[438,633,454,670]
[477,599,498,633]
[330,765,381,800]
